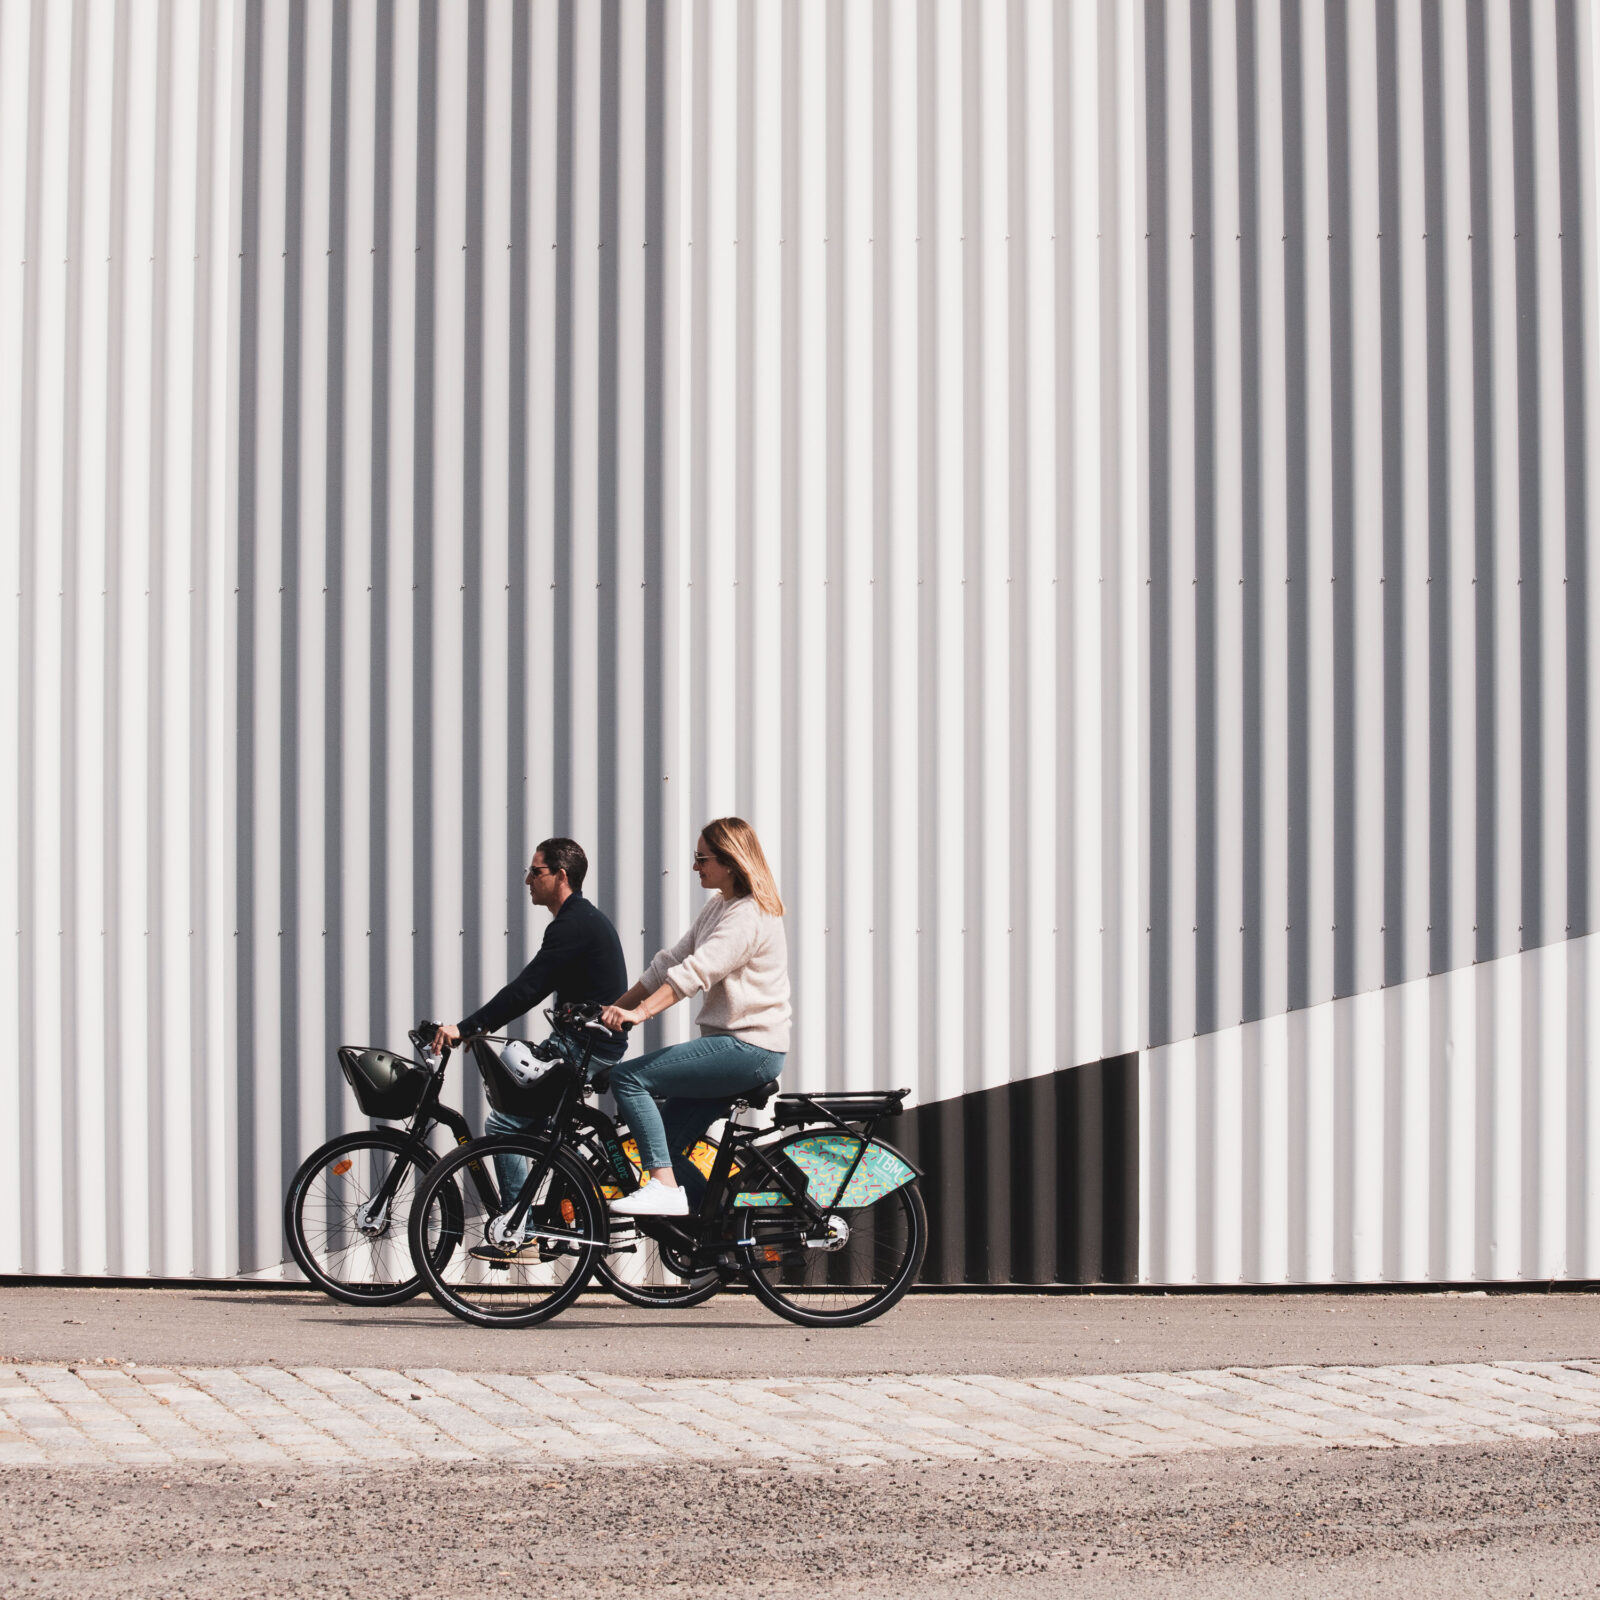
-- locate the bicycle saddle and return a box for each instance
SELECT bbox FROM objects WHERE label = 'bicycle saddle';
[742,1079,781,1110]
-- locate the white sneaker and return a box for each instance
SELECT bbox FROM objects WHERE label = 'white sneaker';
[609,1183,689,1217]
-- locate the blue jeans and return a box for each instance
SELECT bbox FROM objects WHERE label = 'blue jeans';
[483,1048,625,1207]
[484,1107,539,1210]
[608,1034,784,1193]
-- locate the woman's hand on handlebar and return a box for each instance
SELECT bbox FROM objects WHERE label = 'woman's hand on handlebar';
[600,1004,642,1032]
[431,1022,462,1055]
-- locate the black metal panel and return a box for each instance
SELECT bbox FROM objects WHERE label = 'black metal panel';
[893,1055,1140,1285]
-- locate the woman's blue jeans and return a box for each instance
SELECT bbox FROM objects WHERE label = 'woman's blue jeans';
[608,1034,784,1195]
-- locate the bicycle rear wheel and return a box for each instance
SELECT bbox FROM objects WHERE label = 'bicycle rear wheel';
[409,1136,602,1328]
[738,1178,927,1328]
[285,1131,456,1306]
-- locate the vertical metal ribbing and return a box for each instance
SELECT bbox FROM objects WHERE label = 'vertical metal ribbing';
[276,0,306,1215]
[1191,0,1217,1041]
[957,0,983,1271]
[1555,3,1588,948]
[870,0,894,1122]
[1145,0,1171,1051]
[912,0,941,1169]
[367,0,393,1052]
[410,0,437,1011]
[322,0,349,1141]
[57,0,89,1272]
[1279,0,1310,1018]
[1324,0,1350,998]
[1466,0,1496,966]
[733,3,755,816]
[1235,0,1260,1024]
[233,0,263,1264]
[1233,0,1265,1273]
[506,0,531,978]
[1375,0,1407,998]
[1000,0,1027,1281]
[146,0,178,1273]
[461,0,485,1042]
[12,0,45,1272]
[551,0,574,836]
[641,0,667,991]
[1419,0,1452,1280]
[1508,0,1541,955]
[821,0,844,1095]
[1421,0,1450,981]
[102,0,134,1273]
[595,0,621,920]
[189,0,224,1275]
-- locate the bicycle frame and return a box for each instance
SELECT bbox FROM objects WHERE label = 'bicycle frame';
[632,1106,892,1266]
[354,1027,484,1229]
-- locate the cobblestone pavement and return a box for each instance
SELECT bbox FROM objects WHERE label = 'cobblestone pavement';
[5,1358,1600,1469]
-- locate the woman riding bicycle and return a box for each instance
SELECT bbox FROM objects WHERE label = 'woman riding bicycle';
[600,817,789,1218]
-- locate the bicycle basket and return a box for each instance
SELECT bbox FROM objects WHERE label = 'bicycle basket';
[337,1047,431,1120]
[469,1036,576,1120]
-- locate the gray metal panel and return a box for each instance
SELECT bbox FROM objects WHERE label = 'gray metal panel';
[1139,0,1600,1282]
[1144,0,1599,1049]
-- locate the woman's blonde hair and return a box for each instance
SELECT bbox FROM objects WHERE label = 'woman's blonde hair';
[700,817,785,916]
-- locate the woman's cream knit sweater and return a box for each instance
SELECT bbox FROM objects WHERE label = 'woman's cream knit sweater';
[639,892,791,1053]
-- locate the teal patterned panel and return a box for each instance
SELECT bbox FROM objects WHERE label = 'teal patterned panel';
[733,1136,915,1208]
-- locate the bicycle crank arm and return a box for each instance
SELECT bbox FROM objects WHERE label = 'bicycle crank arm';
[521,1226,611,1249]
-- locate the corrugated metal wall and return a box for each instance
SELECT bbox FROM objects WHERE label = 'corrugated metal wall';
[1140,0,1600,1282]
[1145,935,1600,1284]
[3,0,1597,1285]
[228,0,1140,1276]
[0,0,235,1277]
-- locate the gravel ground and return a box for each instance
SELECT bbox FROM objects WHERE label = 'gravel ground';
[5,1435,1600,1599]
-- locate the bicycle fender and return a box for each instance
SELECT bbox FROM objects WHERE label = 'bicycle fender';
[733,1133,918,1209]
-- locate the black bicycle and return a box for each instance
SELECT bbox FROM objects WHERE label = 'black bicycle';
[284,1020,720,1309]
[282,1024,473,1305]
[408,1001,928,1329]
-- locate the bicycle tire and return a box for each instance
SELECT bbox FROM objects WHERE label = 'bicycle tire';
[737,1160,928,1329]
[284,1130,458,1306]
[409,1135,603,1328]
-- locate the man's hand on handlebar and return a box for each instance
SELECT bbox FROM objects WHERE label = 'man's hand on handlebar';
[431,1022,462,1055]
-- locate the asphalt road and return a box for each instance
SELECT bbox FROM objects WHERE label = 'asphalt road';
[3,1285,1597,1376]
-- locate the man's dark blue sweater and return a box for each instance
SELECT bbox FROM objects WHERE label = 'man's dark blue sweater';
[458,893,629,1059]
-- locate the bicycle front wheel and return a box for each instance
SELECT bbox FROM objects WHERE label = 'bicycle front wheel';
[285,1131,453,1306]
[409,1136,603,1328]
[738,1179,928,1328]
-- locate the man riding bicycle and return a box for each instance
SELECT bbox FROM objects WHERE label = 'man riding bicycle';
[432,837,627,1257]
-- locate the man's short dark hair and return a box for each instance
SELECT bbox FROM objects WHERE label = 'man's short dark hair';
[536,837,587,893]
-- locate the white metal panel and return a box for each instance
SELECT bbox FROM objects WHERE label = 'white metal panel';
[1142,935,1600,1285]
[0,0,234,1276]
